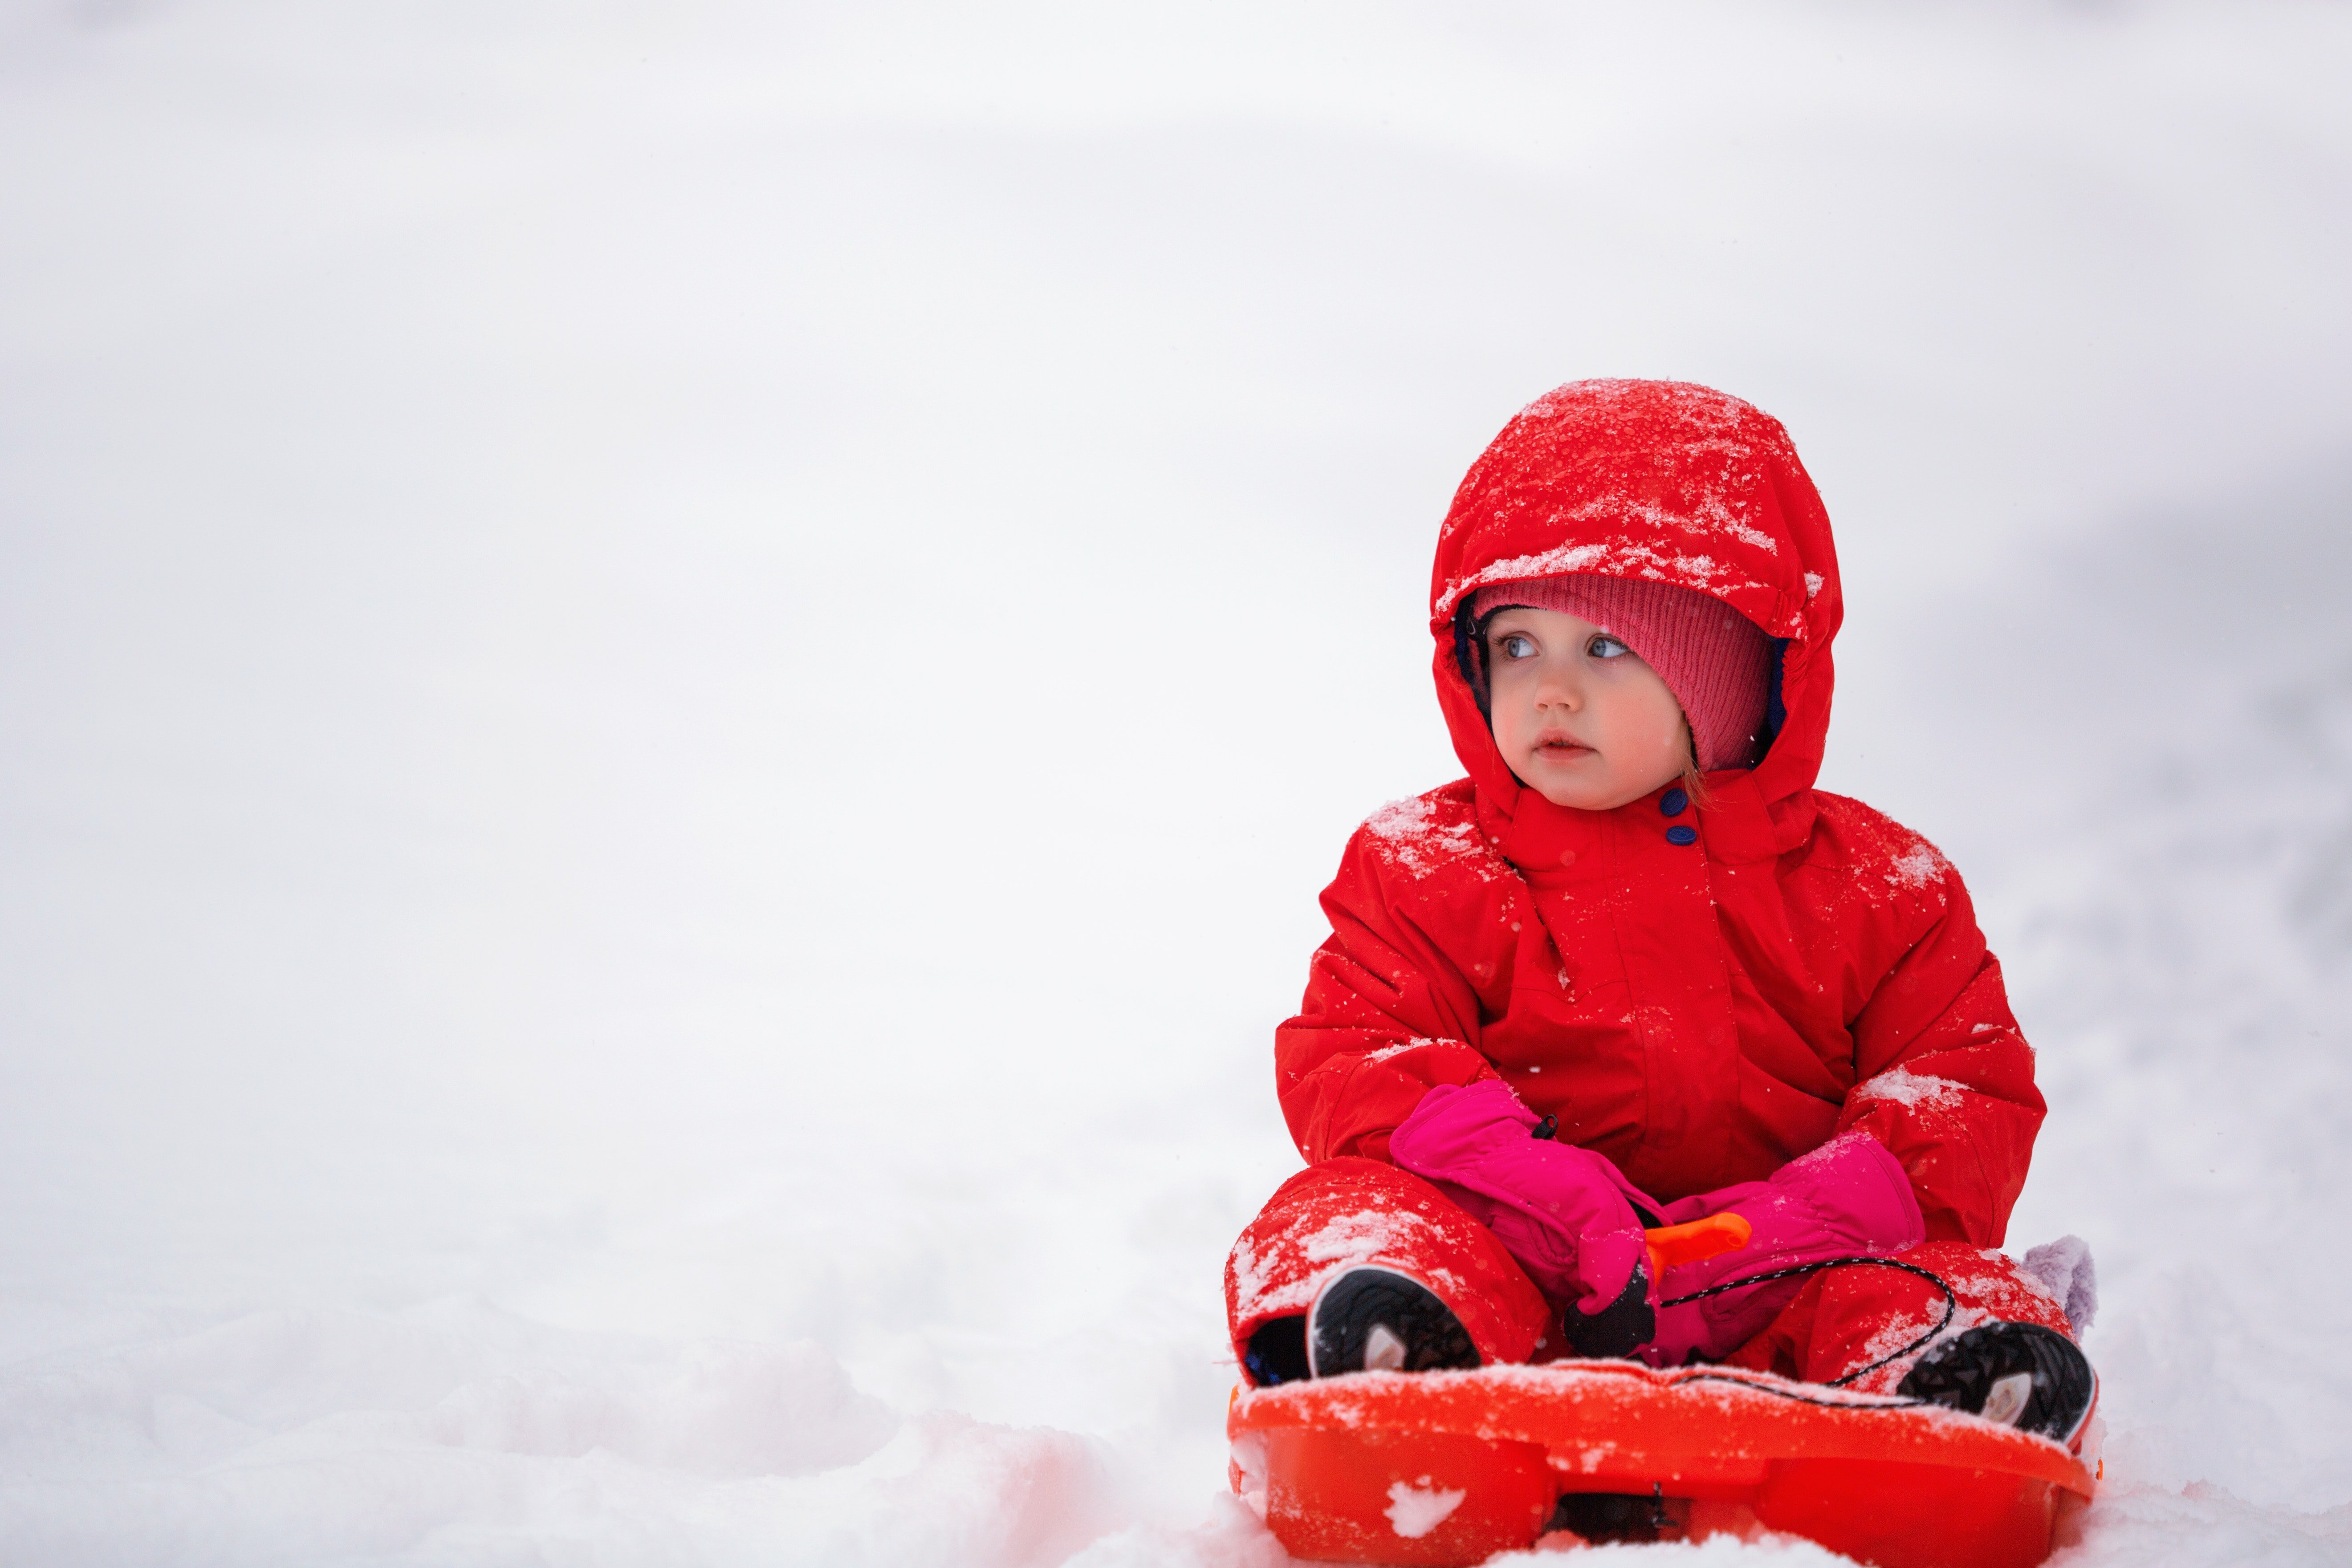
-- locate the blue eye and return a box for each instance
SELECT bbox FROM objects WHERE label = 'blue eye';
[1496,633,1537,660]
[1589,634,1631,659]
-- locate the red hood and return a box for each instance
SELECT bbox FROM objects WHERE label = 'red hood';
[1429,379,1842,816]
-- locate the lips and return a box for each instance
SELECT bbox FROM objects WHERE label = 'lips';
[1534,734,1594,759]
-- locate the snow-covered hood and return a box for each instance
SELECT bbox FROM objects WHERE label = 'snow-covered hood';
[1428,379,1843,814]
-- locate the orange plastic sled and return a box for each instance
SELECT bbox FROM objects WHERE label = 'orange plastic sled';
[1226,1359,2096,1567]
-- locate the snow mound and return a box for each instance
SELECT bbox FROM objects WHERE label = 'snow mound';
[0,1302,1137,1566]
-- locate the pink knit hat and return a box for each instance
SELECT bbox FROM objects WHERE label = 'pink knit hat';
[1469,574,1776,772]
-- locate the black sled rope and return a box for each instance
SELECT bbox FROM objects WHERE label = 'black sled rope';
[1654,1255,1959,1408]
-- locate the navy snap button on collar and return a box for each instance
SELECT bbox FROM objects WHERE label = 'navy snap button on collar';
[1665,825,1698,846]
[1660,788,1689,816]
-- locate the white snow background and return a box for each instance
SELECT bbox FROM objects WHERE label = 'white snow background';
[4,2,2350,1564]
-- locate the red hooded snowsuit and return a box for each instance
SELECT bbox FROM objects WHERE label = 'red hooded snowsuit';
[1225,381,2071,1388]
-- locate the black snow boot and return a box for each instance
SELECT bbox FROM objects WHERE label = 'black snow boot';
[1306,1266,1481,1378]
[1897,1322,2097,1446]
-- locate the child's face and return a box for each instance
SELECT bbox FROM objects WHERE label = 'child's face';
[1483,606,1690,811]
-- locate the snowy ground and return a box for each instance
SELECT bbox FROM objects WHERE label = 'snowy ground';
[4,3,2352,1564]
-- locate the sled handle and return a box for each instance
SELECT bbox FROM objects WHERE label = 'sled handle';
[1644,1213,1753,1280]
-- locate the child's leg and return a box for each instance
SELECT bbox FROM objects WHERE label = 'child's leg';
[1225,1156,1553,1385]
[1724,1240,2075,1393]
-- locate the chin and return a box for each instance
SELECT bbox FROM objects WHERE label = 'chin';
[1524,765,1652,811]
[1527,777,1615,812]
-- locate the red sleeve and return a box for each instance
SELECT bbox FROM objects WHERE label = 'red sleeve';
[1833,866,2045,1247]
[1275,828,1497,1165]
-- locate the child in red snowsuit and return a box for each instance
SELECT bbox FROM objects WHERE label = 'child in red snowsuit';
[1225,381,2095,1446]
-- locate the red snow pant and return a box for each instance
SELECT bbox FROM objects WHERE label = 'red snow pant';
[1225,1158,2074,1392]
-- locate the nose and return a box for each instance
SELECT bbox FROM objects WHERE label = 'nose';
[1534,661,1583,711]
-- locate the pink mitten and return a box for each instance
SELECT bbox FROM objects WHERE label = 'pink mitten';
[1389,1081,1657,1333]
[1639,1131,1926,1368]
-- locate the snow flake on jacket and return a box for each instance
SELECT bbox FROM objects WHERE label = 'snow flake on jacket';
[1276,380,2045,1247]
